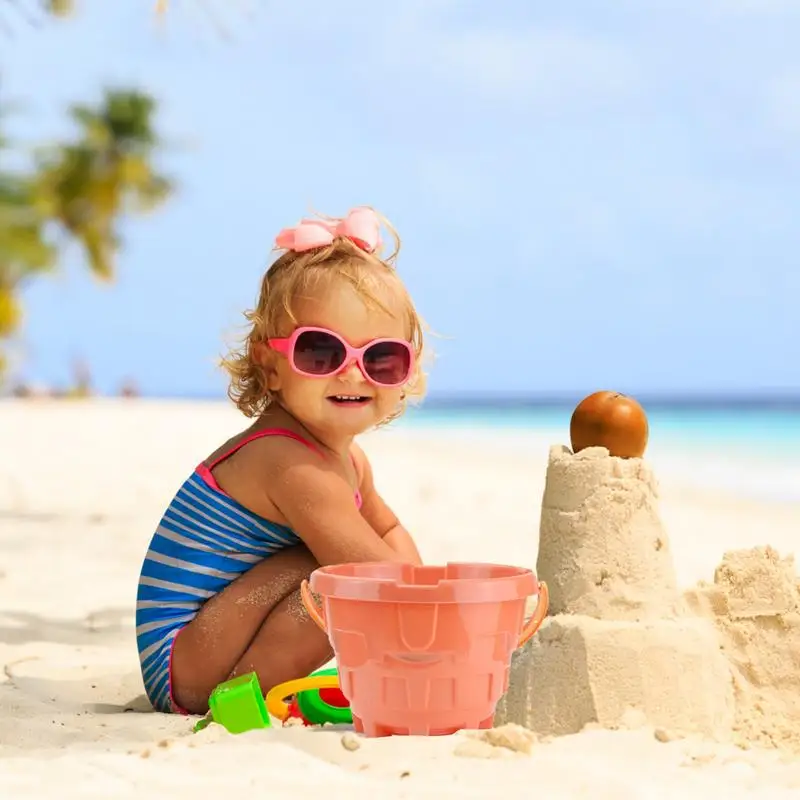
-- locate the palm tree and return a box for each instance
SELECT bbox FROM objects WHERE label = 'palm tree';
[34,89,172,279]
[0,175,53,331]
[0,88,173,378]
[0,120,54,374]
[0,2,176,382]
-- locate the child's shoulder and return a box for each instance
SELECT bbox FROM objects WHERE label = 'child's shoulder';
[204,425,321,475]
[232,426,323,464]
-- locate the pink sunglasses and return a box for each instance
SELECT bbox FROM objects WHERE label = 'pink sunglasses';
[267,326,415,388]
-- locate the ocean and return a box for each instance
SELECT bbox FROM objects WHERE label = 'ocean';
[396,400,800,504]
[400,403,800,454]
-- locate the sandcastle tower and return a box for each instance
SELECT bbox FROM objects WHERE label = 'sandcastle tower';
[495,445,735,738]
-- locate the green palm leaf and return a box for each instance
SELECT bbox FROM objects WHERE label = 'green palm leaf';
[32,89,173,281]
[1,82,174,379]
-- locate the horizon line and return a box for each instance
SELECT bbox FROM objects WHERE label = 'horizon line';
[79,389,800,411]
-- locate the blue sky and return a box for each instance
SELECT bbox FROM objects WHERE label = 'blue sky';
[2,0,799,397]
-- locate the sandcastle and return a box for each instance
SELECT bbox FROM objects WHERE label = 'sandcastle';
[686,546,800,751]
[495,445,736,738]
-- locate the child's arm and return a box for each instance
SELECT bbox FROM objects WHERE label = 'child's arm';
[262,441,410,566]
[351,443,422,565]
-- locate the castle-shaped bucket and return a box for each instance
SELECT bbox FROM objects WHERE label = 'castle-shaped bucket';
[300,562,549,737]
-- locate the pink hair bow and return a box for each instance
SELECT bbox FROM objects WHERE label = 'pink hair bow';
[274,207,382,254]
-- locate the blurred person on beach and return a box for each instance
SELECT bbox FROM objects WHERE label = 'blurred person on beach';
[134,207,426,715]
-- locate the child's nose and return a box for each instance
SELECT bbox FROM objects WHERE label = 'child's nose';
[340,358,367,381]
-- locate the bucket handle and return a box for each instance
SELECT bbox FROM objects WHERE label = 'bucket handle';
[300,579,327,633]
[517,581,549,648]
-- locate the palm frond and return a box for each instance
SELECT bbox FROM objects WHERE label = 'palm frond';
[0,13,177,371]
[0,147,56,287]
[27,87,174,282]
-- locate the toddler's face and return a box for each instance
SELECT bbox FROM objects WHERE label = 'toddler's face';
[266,280,410,440]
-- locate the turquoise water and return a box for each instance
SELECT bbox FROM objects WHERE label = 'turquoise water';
[398,405,800,457]
[397,404,800,503]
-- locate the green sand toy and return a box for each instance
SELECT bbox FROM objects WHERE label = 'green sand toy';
[295,666,353,725]
[193,672,271,734]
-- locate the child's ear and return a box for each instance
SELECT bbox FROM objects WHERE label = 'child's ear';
[252,341,282,392]
[265,362,282,393]
[252,341,279,369]
[252,341,268,364]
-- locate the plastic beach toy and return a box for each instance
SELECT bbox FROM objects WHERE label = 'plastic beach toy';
[194,672,271,734]
[296,666,352,725]
[300,561,549,738]
[195,667,351,733]
[265,667,352,725]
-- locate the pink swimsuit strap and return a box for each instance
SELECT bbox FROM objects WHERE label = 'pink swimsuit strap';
[197,427,362,507]
[205,427,324,471]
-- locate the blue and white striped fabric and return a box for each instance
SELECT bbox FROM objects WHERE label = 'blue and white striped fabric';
[135,470,300,713]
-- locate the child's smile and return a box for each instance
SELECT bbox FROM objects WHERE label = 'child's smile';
[327,394,373,407]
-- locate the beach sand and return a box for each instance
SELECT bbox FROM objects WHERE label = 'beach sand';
[2,399,800,798]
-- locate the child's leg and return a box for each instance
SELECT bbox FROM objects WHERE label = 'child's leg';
[170,544,333,715]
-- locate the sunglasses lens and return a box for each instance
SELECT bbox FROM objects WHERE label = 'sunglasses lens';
[363,341,412,385]
[293,330,346,375]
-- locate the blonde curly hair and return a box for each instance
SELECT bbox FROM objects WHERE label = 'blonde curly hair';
[220,209,427,425]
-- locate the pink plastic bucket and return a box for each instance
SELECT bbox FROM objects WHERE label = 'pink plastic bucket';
[300,562,549,737]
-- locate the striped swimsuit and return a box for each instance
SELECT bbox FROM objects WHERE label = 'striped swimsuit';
[135,427,361,714]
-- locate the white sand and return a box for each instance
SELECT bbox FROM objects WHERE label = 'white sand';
[2,399,800,798]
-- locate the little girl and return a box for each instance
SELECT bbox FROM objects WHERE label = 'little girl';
[135,207,426,715]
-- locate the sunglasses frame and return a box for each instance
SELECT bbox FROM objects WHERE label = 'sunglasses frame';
[267,326,415,388]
